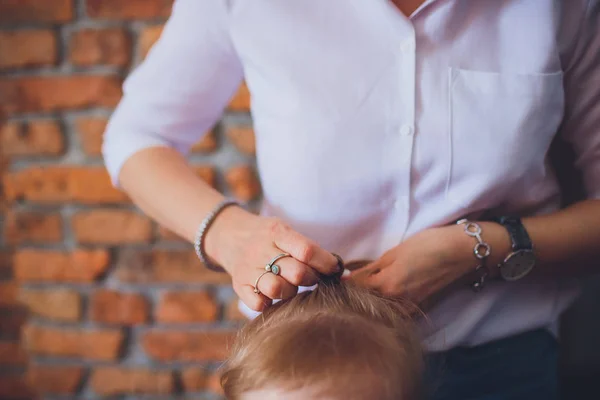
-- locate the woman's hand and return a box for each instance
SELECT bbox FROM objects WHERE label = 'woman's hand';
[205,206,340,311]
[345,222,510,306]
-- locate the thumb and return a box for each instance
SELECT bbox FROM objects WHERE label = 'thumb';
[342,259,378,282]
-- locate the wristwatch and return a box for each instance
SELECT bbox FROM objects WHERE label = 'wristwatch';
[493,216,536,281]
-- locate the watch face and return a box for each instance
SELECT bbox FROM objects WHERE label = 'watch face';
[501,250,535,281]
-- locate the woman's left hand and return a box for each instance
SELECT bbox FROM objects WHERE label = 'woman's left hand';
[345,222,510,305]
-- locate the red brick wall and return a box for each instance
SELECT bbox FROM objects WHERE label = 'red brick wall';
[0,1,258,398]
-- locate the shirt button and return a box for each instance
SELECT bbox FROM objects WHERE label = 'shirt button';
[401,40,414,53]
[399,124,414,136]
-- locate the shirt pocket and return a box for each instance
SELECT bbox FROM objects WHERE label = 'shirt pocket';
[446,67,564,210]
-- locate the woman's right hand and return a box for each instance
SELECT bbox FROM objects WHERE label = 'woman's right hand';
[204,206,341,311]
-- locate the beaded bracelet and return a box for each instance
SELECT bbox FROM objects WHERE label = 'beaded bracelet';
[194,199,243,273]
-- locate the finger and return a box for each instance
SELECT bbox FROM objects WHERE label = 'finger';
[270,222,339,275]
[274,256,320,287]
[346,260,383,287]
[234,281,272,312]
[253,272,299,300]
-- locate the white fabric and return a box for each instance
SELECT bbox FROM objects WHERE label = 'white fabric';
[103,0,600,351]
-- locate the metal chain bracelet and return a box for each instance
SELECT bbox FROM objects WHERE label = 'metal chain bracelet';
[194,199,244,273]
[456,219,491,292]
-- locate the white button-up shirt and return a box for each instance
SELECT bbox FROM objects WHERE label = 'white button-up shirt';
[103,0,600,351]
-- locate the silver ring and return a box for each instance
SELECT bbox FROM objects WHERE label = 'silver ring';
[253,271,271,294]
[253,252,290,294]
[265,252,290,275]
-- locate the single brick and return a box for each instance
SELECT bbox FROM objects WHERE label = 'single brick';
[142,330,234,362]
[190,130,218,153]
[115,249,231,285]
[75,117,107,155]
[69,167,129,203]
[90,289,149,325]
[13,249,110,283]
[23,324,123,361]
[0,30,57,70]
[70,28,131,67]
[0,341,28,366]
[0,0,74,24]
[3,166,127,204]
[19,288,81,322]
[87,0,173,20]
[226,126,256,155]
[26,365,83,395]
[0,120,64,157]
[225,165,261,201]
[156,291,219,324]
[90,367,174,395]
[228,82,250,111]
[3,211,62,245]
[0,75,122,115]
[139,24,164,59]
[3,167,70,203]
[72,210,152,244]
[180,368,208,392]
[0,282,18,306]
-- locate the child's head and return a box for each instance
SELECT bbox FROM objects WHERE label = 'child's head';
[220,276,423,400]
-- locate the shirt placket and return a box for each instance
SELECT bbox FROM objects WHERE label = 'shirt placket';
[393,23,416,238]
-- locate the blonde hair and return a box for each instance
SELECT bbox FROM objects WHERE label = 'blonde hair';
[220,275,423,399]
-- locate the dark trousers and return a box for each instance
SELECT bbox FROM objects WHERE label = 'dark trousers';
[426,329,559,400]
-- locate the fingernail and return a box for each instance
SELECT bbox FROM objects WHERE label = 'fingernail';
[341,269,351,279]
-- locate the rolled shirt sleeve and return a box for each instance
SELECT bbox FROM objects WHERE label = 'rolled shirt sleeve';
[560,0,600,199]
[102,0,244,186]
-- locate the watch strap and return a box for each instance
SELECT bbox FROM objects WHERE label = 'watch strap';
[493,216,533,251]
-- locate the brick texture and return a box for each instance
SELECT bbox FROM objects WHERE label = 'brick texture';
[0,342,28,366]
[70,28,131,67]
[115,250,231,285]
[229,82,251,111]
[139,24,164,59]
[0,0,74,24]
[3,166,128,204]
[26,365,83,395]
[180,368,208,392]
[0,30,57,70]
[13,249,110,283]
[0,75,122,115]
[90,289,148,325]
[0,282,18,306]
[156,291,219,323]
[226,126,256,155]
[191,130,218,153]
[75,117,107,156]
[0,375,34,399]
[87,0,174,20]
[72,210,152,244]
[225,165,261,201]
[23,324,123,361]
[4,211,62,245]
[194,165,217,188]
[90,367,174,395]
[1,120,65,157]
[2,2,257,398]
[142,331,234,362]
[18,288,81,322]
